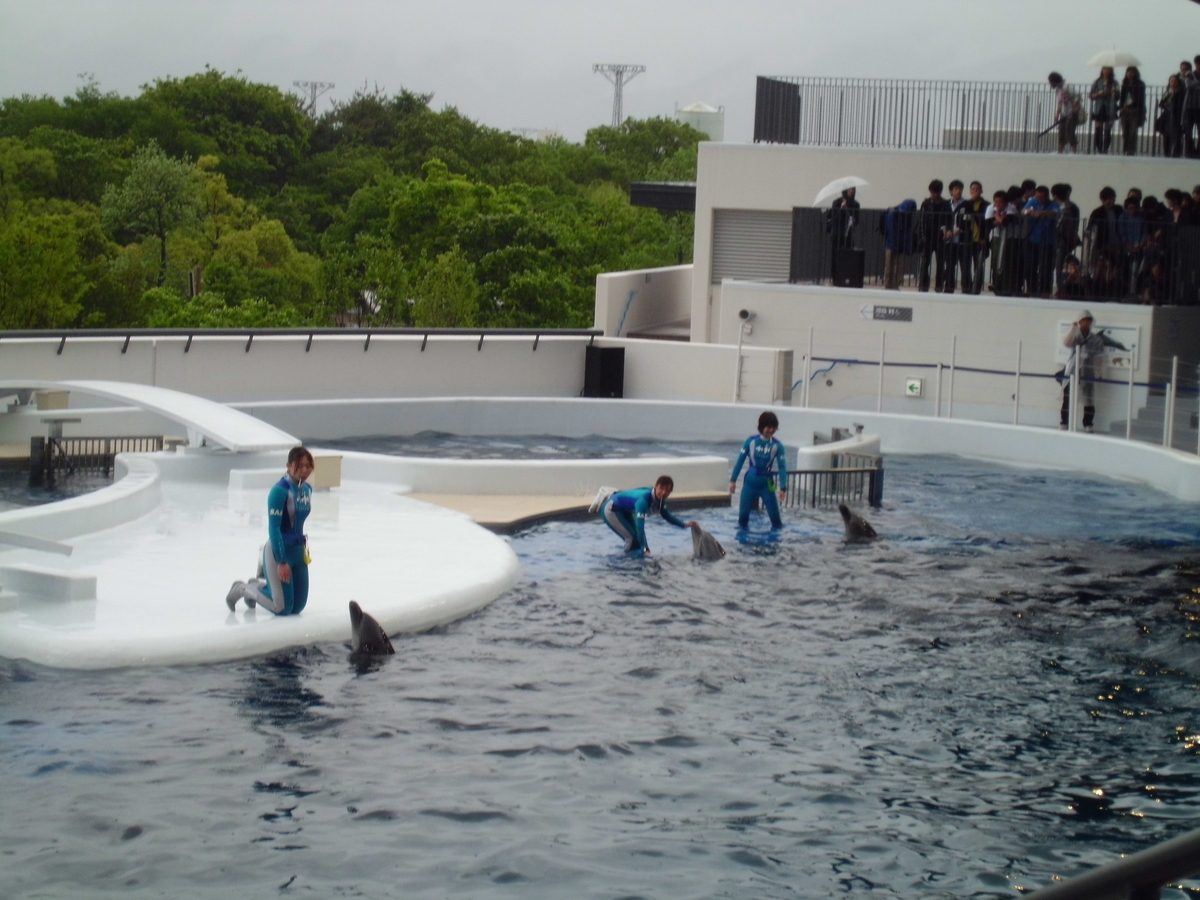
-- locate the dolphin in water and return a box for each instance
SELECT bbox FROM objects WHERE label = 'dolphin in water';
[689,522,726,560]
[838,503,878,542]
[349,601,395,656]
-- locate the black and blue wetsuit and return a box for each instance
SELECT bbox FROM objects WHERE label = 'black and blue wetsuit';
[601,487,688,554]
[260,475,312,615]
[731,434,786,529]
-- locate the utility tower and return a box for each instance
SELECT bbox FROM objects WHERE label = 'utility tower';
[293,81,335,118]
[593,64,645,127]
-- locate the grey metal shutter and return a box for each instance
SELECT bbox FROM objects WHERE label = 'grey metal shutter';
[711,209,793,284]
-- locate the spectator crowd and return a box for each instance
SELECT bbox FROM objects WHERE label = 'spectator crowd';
[1049,56,1200,157]
[878,179,1200,303]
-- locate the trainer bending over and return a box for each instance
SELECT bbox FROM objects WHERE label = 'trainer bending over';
[601,475,696,556]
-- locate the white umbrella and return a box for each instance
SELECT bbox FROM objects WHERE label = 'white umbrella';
[814,176,868,207]
[1087,50,1141,68]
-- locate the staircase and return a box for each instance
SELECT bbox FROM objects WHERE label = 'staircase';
[1109,389,1200,452]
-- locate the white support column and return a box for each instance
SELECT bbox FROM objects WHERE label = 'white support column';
[802,326,813,408]
[1012,340,1022,425]
[934,363,943,418]
[1165,355,1179,449]
[948,336,957,419]
[1075,348,1084,434]
[876,331,886,414]
[732,323,746,403]
[1126,358,1135,440]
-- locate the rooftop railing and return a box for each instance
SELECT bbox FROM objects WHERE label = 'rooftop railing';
[754,76,1173,155]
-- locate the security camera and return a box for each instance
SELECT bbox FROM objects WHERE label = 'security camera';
[738,309,756,322]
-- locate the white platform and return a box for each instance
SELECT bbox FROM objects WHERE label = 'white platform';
[0,471,519,670]
[0,379,297,452]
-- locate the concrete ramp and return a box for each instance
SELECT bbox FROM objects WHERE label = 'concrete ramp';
[0,379,297,452]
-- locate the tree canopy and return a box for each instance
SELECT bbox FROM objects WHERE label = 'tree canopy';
[0,72,703,329]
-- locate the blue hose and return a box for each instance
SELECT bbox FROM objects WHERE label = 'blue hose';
[791,360,841,392]
[615,290,637,337]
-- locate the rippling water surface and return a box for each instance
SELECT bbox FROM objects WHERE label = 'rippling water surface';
[3,447,1200,899]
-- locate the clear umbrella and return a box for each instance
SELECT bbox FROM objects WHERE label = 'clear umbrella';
[1087,50,1142,68]
[814,176,868,207]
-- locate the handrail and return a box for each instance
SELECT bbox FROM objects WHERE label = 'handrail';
[0,327,602,340]
[806,355,1176,391]
[1023,825,1200,899]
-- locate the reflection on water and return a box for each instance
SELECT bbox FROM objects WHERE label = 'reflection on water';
[2,454,1200,898]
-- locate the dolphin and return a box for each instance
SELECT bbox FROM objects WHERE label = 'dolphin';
[349,601,395,656]
[838,503,878,542]
[689,522,726,560]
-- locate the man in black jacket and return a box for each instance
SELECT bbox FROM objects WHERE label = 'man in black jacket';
[1086,187,1122,273]
[826,187,861,284]
[1052,184,1081,293]
[1119,67,1146,156]
[918,180,951,292]
[1183,59,1200,158]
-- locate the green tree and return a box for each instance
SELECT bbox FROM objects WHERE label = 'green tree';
[0,138,56,214]
[410,247,478,327]
[135,69,309,198]
[584,117,706,186]
[0,204,87,327]
[24,126,130,204]
[100,142,201,281]
[143,287,300,327]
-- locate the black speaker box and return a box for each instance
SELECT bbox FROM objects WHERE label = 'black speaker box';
[832,248,865,288]
[584,345,624,398]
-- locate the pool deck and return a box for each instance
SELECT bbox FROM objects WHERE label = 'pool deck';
[409,491,732,534]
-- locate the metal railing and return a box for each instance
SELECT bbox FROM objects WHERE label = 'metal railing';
[755,76,1173,155]
[0,327,603,356]
[1024,824,1200,899]
[30,435,164,486]
[794,321,1200,450]
[790,207,1200,304]
[783,455,884,509]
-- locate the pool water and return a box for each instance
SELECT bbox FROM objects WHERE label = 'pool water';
[2,450,1200,899]
[0,468,110,512]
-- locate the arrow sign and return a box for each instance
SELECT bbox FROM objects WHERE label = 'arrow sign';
[860,305,874,320]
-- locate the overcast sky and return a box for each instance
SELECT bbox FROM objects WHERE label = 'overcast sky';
[3,0,1199,143]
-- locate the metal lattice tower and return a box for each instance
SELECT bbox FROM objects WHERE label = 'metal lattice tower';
[593,64,645,127]
[293,81,335,118]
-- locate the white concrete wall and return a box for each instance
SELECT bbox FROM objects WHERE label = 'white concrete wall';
[224,396,1200,502]
[691,142,1200,342]
[594,265,693,336]
[0,334,588,402]
[337,451,729,495]
[599,338,790,405]
[0,333,791,410]
[716,281,1195,429]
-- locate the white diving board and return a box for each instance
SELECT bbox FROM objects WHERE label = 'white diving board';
[0,379,298,453]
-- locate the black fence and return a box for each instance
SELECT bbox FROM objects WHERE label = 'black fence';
[783,455,884,509]
[790,206,1200,304]
[755,76,1176,156]
[30,435,163,486]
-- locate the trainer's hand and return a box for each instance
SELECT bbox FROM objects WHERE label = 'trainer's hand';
[278,562,292,584]
[728,481,736,494]
[685,520,698,528]
[779,490,787,502]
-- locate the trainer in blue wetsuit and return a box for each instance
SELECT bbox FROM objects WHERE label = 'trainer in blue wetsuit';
[730,411,787,530]
[600,476,693,555]
[226,447,314,615]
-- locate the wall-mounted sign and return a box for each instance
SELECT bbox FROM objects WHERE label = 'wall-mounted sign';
[905,378,923,398]
[1055,323,1139,371]
[861,305,913,322]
